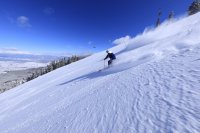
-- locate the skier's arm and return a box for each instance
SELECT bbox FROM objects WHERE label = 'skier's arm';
[104,54,109,60]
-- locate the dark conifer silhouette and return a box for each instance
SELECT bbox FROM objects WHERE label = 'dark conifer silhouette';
[188,0,200,15]
[156,10,162,27]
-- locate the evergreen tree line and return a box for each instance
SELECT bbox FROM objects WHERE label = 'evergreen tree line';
[26,55,86,82]
[156,0,200,27]
[156,10,174,27]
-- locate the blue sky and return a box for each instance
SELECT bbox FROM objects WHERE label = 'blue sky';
[0,0,193,55]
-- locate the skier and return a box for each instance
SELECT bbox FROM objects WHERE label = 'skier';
[104,50,116,66]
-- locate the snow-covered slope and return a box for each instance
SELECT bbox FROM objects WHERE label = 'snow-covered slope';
[0,13,200,133]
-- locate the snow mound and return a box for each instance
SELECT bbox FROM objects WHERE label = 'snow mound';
[0,13,200,133]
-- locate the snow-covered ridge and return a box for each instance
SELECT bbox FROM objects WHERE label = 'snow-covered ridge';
[110,13,200,72]
[0,13,200,133]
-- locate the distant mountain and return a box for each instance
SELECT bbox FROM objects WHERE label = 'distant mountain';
[0,53,65,63]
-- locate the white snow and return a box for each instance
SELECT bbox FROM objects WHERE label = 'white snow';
[0,13,200,133]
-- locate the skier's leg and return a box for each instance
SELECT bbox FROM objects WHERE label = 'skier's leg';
[108,60,112,65]
[108,60,110,65]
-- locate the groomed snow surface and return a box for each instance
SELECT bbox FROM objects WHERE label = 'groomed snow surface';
[0,13,200,133]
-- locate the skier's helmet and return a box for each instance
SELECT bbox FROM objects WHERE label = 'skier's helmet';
[106,50,112,53]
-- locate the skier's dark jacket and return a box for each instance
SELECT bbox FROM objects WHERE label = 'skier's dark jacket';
[104,53,116,60]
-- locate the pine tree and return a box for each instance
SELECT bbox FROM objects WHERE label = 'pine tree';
[156,10,162,27]
[188,0,200,15]
[168,11,174,20]
[67,57,71,64]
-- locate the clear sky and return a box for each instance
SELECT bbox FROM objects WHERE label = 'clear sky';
[0,0,193,55]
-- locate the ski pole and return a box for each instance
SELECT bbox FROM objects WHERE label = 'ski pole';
[104,60,105,69]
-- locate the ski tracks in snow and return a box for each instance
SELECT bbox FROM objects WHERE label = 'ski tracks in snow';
[87,47,200,133]
[0,48,200,133]
[127,48,200,133]
[32,48,200,133]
